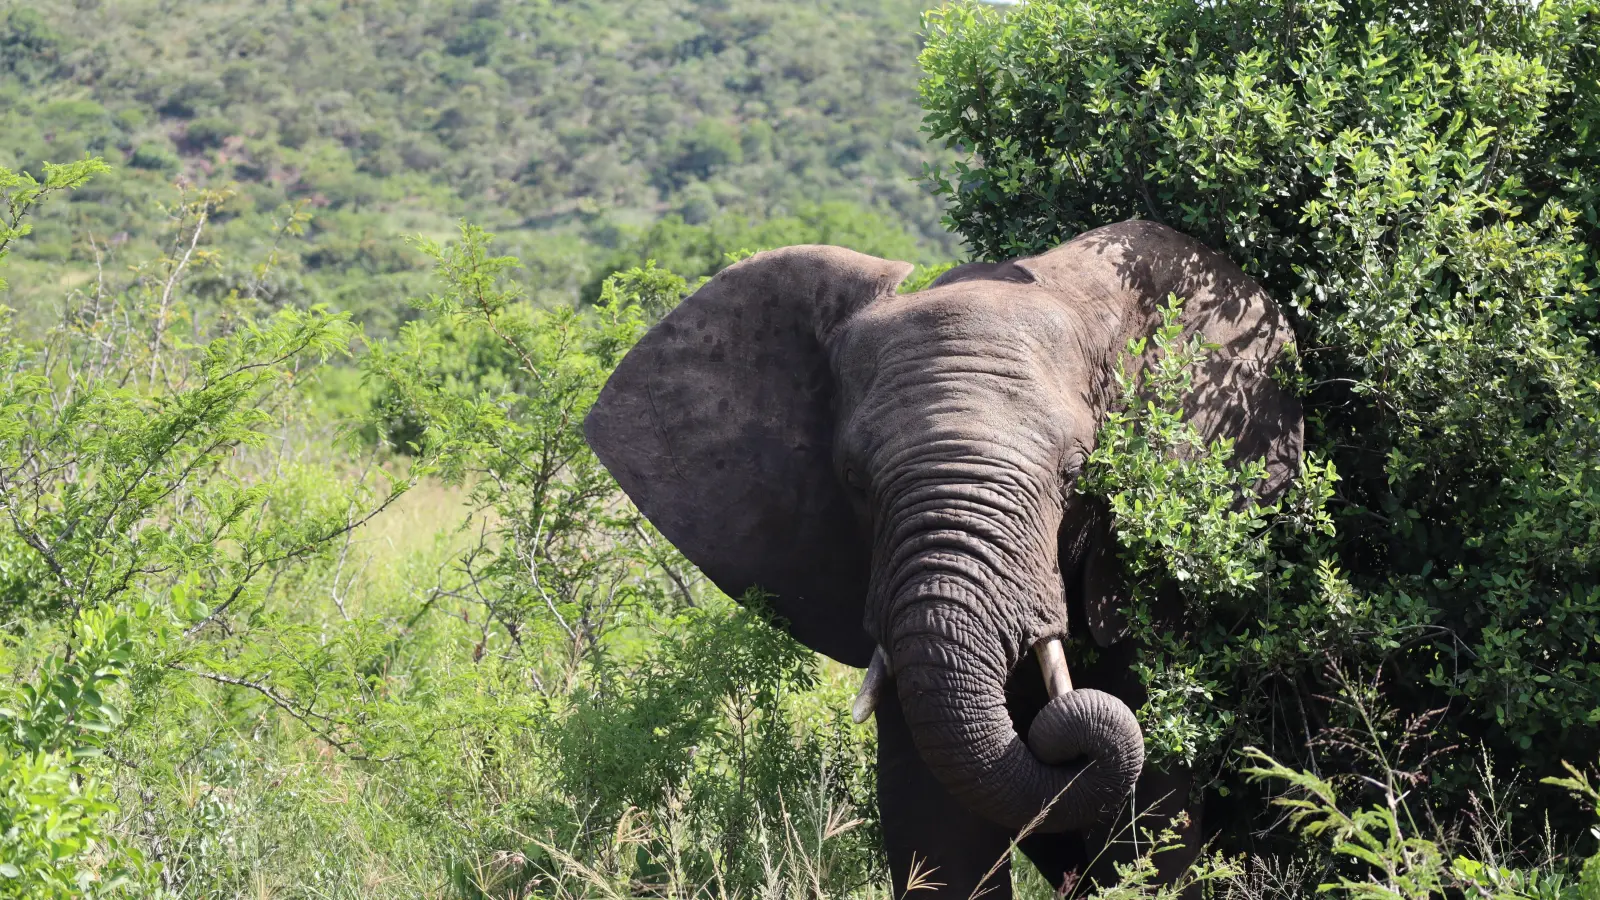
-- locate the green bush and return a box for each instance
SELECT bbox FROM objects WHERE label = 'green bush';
[0,608,145,899]
[2,161,414,895]
[128,141,178,172]
[37,99,107,131]
[183,115,237,151]
[0,8,64,83]
[669,119,746,181]
[920,0,1600,846]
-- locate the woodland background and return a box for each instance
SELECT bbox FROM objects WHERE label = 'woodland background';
[3,0,1600,897]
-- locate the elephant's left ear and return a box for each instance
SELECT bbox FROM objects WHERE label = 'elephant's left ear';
[584,246,912,667]
[1021,220,1305,646]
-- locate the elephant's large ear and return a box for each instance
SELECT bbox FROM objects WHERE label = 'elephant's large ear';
[1020,220,1305,647]
[584,246,913,667]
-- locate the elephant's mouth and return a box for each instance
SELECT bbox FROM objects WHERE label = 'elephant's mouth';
[852,636,1073,725]
[855,592,1144,834]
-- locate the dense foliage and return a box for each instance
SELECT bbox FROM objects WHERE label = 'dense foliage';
[920,0,1600,850]
[0,0,953,331]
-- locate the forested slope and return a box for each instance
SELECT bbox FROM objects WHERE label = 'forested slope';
[1,0,951,329]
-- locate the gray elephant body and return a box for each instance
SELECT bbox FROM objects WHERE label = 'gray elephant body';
[585,220,1303,897]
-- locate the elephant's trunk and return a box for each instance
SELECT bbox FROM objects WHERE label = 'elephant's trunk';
[868,454,1144,831]
[888,588,1144,833]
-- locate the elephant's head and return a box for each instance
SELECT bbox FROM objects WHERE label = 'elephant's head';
[584,220,1302,833]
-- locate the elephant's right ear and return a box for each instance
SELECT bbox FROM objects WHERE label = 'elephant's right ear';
[1022,220,1305,647]
[584,246,912,667]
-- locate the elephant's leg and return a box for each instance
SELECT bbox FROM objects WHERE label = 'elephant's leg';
[1074,634,1204,894]
[1017,831,1090,896]
[877,684,1016,900]
[1083,766,1202,892]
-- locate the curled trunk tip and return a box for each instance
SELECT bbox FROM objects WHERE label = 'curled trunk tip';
[892,607,1143,832]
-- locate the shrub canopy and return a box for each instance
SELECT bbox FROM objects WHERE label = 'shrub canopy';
[920,0,1600,831]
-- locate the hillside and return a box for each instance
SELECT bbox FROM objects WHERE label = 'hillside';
[0,0,954,330]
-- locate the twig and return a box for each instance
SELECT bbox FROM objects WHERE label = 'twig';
[172,665,389,761]
[632,521,697,608]
[525,510,578,645]
[150,208,208,383]
[182,484,409,637]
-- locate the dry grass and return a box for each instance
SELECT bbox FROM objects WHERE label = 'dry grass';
[361,477,476,557]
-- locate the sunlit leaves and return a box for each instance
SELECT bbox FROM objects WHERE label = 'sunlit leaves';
[1082,297,1339,767]
[0,157,109,292]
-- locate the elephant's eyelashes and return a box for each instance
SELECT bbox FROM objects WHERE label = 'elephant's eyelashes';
[842,467,867,492]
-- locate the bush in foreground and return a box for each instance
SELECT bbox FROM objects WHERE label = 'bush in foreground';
[921,0,1600,870]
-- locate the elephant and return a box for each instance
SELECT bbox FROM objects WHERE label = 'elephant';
[583,220,1303,898]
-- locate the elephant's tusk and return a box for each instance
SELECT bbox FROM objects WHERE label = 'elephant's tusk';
[851,646,892,724]
[1034,638,1073,698]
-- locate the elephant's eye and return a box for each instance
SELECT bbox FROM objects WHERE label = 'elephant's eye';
[1064,450,1087,479]
[842,467,867,492]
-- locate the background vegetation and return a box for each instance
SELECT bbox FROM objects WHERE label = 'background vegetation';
[3,0,1600,896]
[0,0,953,333]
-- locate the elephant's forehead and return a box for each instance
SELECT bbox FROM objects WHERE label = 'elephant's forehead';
[833,286,1094,444]
[845,285,1071,355]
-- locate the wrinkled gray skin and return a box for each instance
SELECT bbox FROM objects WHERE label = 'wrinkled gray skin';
[585,220,1303,897]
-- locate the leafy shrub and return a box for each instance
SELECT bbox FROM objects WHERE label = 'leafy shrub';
[669,119,746,182]
[920,0,1600,850]
[548,597,878,895]
[37,99,108,131]
[0,8,64,83]
[128,141,178,172]
[1080,298,1339,769]
[182,116,236,151]
[446,17,503,63]
[0,608,145,899]
[3,161,413,895]
[157,77,225,119]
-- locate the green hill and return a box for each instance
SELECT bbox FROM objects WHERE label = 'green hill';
[1,0,954,331]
